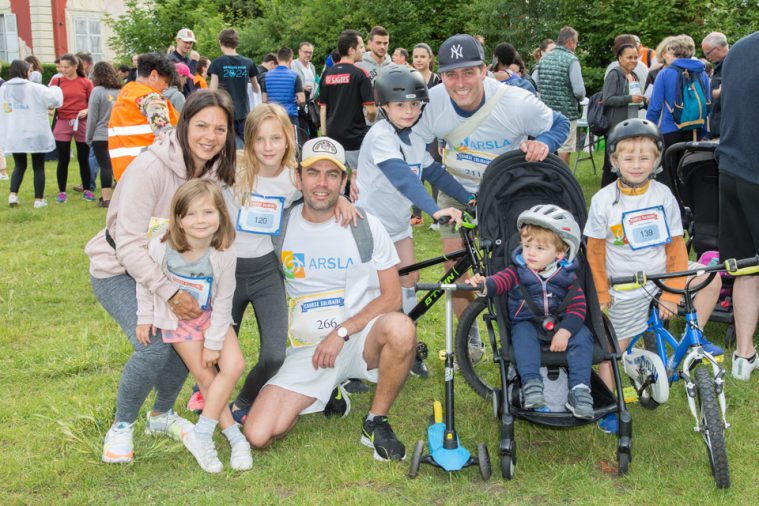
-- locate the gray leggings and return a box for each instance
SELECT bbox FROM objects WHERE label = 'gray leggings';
[91,274,189,423]
[231,252,289,409]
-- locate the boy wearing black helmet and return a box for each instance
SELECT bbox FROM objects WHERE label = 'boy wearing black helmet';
[355,64,474,377]
[468,205,594,419]
[585,118,722,434]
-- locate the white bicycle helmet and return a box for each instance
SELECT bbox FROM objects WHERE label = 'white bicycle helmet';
[623,348,670,404]
[517,204,582,262]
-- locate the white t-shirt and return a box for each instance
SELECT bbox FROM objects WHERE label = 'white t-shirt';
[584,181,683,301]
[413,77,554,192]
[224,167,301,259]
[281,206,399,299]
[356,119,433,240]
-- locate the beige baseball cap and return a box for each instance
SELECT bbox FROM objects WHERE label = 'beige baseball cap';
[176,28,197,43]
[300,137,347,172]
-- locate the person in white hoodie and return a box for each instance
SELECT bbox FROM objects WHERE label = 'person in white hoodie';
[85,90,238,465]
[356,26,392,82]
[0,60,63,208]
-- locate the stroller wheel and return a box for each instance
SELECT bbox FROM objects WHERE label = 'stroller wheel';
[617,450,630,476]
[500,441,516,480]
[408,440,425,479]
[478,443,491,481]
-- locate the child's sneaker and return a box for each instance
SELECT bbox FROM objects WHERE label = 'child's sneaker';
[33,199,48,209]
[522,379,548,411]
[732,352,759,381]
[187,385,205,413]
[597,413,619,435]
[324,381,351,418]
[229,402,248,425]
[83,189,97,201]
[566,384,594,419]
[699,337,724,357]
[56,191,67,204]
[144,410,194,441]
[229,439,253,471]
[182,428,223,473]
[102,422,134,463]
[0,172,8,180]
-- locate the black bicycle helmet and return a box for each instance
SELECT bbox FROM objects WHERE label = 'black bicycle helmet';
[607,118,665,175]
[374,64,429,106]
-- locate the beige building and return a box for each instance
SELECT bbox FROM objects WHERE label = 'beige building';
[0,0,136,63]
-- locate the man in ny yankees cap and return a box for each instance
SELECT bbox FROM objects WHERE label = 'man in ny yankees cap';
[412,33,570,360]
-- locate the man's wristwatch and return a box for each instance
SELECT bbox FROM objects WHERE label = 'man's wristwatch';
[336,326,350,342]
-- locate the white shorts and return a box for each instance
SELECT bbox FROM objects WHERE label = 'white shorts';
[608,261,704,342]
[558,120,578,153]
[266,316,381,414]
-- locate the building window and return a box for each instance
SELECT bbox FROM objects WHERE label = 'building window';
[73,16,103,61]
[0,13,20,62]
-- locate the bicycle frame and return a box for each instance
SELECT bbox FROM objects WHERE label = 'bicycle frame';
[399,217,485,323]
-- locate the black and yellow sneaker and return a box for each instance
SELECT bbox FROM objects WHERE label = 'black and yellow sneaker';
[361,416,406,461]
[324,382,351,418]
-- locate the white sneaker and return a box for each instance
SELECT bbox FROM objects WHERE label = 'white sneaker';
[33,199,47,209]
[183,428,223,473]
[102,422,135,463]
[144,410,194,441]
[8,194,18,207]
[229,439,253,471]
[0,173,9,180]
[732,352,759,381]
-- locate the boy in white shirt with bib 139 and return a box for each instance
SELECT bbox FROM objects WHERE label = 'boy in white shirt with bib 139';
[584,118,722,435]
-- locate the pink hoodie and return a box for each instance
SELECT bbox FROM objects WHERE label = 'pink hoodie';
[85,131,221,303]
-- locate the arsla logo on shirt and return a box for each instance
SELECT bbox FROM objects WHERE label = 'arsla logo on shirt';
[280,250,354,279]
[281,251,306,279]
[325,74,350,85]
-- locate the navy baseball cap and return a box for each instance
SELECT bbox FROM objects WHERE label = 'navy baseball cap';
[438,34,485,73]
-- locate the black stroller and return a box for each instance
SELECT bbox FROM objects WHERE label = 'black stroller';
[454,151,632,479]
[664,141,735,346]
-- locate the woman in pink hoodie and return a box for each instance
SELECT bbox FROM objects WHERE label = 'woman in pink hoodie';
[85,89,237,465]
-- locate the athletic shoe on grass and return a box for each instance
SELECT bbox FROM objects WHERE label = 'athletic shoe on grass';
[361,416,406,461]
[229,439,253,471]
[187,386,205,413]
[182,428,223,473]
[597,413,619,435]
[102,422,134,464]
[324,382,351,418]
[83,189,97,201]
[56,191,67,204]
[144,410,194,441]
[732,352,759,381]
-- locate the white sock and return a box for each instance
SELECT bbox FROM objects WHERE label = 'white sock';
[195,415,218,441]
[402,287,417,314]
[222,424,246,446]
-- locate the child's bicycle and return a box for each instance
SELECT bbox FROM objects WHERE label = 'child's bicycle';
[610,254,759,489]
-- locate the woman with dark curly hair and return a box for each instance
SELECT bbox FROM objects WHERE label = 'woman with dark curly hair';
[86,62,123,207]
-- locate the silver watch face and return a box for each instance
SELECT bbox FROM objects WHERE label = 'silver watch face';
[337,326,348,338]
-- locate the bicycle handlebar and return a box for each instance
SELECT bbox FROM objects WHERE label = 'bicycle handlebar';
[611,255,759,292]
[415,282,483,292]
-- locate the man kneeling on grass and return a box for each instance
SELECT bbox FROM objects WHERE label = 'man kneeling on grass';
[243,137,416,461]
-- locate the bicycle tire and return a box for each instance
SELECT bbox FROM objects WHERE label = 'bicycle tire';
[455,298,496,401]
[694,367,730,488]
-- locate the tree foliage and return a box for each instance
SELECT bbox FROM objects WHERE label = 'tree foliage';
[107,0,759,91]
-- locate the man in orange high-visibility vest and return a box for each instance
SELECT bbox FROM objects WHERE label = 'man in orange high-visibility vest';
[109,52,180,181]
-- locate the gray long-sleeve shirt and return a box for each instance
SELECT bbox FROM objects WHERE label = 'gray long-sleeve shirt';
[85,86,120,143]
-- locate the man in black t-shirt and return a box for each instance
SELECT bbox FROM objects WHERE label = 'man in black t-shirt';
[318,29,376,179]
[169,28,198,96]
[208,28,260,147]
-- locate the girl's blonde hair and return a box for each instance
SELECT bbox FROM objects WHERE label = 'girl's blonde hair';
[164,179,235,253]
[235,103,298,203]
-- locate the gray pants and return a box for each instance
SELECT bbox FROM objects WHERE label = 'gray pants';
[91,274,188,423]
[231,253,289,409]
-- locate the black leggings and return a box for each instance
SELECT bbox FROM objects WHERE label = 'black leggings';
[10,153,46,199]
[91,140,113,189]
[56,140,90,193]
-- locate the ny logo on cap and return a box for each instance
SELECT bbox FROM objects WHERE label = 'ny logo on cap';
[313,139,337,154]
[450,44,463,59]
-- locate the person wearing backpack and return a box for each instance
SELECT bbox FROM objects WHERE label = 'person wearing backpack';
[646,34,710,173]
[599,43,645,186]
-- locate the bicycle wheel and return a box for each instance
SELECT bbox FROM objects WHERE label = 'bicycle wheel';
[455,298,500,401]
[693,366,730,488]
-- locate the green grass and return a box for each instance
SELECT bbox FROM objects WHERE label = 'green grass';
[2,153,758,504]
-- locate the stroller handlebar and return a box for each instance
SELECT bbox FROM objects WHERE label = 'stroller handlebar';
[415,282,483,292]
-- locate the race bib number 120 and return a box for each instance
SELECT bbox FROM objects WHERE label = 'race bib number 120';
[236,194,285,236]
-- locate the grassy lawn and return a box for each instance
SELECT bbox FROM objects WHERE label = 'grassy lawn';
[2,151,758,504]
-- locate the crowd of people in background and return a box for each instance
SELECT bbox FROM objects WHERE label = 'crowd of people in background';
[2,22,756,474]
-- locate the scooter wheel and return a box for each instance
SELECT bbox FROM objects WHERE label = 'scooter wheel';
[478,443,491,481]
[408,440,425,479]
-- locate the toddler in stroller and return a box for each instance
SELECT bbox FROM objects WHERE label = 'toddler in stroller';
[468,205,595,419]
